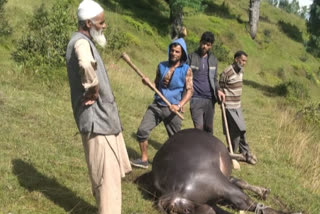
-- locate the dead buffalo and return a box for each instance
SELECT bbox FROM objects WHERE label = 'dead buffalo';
[136,128,290,214]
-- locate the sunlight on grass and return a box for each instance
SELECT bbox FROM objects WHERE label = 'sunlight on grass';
[275,109,320,194]
[0,0,320,213]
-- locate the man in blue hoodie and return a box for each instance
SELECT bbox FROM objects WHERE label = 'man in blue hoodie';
[131,38,193,169]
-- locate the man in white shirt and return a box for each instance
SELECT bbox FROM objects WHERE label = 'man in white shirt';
[66,1,132,213]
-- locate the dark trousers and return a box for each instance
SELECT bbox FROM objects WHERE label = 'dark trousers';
[224,108,250,155]
[136,103,182,142]
[190,97,215,134]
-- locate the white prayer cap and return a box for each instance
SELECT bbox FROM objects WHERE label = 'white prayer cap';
[77,0,104,21]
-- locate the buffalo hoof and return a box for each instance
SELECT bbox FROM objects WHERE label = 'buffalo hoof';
[261,188,271,200]
[246,153,257,165]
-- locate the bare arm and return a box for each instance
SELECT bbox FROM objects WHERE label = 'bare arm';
[169,67,193,113]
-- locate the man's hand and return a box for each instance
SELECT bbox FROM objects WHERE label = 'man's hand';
[169,104,182,113]
[82,85,99,106]
[217,90,225,104]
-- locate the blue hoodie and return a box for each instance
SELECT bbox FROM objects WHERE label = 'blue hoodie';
[155,38,190,106]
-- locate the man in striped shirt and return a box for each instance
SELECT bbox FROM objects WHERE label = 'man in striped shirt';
[219,50,257,165]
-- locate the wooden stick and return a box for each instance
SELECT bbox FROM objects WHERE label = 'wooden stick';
[221,103,241,170]
[121,52,184,120]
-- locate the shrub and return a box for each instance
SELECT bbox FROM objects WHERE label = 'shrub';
[276,68,286,80]
[305,69,317,83]
[299,53,308,62]
[213,40,232,63]
[225,31,235,41]
[274,80,310,104]
[299,102,320,128]
[262,29,272,44]
[105,27,131,51]
[12,0,76,68]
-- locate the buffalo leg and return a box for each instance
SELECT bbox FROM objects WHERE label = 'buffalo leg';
[223,185,257,212]
[229,177,270,200]
[222,183,287,214]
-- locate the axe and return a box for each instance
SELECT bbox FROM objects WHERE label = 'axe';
[121,52,184,120]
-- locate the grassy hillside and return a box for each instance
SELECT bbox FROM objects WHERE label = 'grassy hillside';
[0,0,319,213]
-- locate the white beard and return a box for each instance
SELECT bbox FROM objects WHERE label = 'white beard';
[237,62,244,71]
[90,27,107,48]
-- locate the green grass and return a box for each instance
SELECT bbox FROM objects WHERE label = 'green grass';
[1,0,320,213]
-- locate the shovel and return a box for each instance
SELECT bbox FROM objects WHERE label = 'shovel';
[121,52,184,120]
[221,103,241,170]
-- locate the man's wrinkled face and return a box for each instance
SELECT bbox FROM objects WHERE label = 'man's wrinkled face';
[90,12,107,48]
[200,41,212,56]
[169,44,182,64]
[235,54,247,69]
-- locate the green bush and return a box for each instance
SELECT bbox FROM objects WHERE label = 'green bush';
[274,80,310,104]
[12,0,76,68]
[263,29,272,43]
[213,40,232,63]
[105,27,131,51]
[299,102,320,128]
[276,67,286,80]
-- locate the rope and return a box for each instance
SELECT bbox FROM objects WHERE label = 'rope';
[255,202,268,214]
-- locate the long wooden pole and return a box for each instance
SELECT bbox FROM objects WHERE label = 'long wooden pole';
[221,103,241,170]
[121,52,184,120]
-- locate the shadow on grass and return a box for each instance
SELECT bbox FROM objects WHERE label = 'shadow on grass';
[278,20,303,43]
[129,132,163,152]
[243,79,282,97]
[12,159,97,214]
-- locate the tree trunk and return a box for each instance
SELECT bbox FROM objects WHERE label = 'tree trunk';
[170,5,184,40]
[249,0,260,39]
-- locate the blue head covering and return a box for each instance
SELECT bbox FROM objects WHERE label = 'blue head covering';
[168,38,188,63]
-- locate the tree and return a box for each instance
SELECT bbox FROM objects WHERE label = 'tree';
[165,0,262,40]
[279,0,300,14]
[266,0,279,7]
[307,0,320,57]
[249,0,261,39]
[299,5,309,19]
[165,0,205,40]
[279,0,291,12]
[290,0,300,15]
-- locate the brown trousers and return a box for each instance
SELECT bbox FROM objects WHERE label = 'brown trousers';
[81,132,132,214]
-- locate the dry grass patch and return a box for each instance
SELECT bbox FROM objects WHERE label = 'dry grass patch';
[275,109,320,194]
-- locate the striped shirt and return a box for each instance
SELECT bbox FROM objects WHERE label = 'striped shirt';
[219,65,243,109]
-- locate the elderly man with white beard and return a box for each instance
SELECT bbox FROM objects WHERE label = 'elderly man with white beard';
[65,0,132,213]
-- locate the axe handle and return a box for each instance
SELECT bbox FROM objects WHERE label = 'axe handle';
[121,53,184,120]
[221,103,241,170]
[221,103,234,154]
